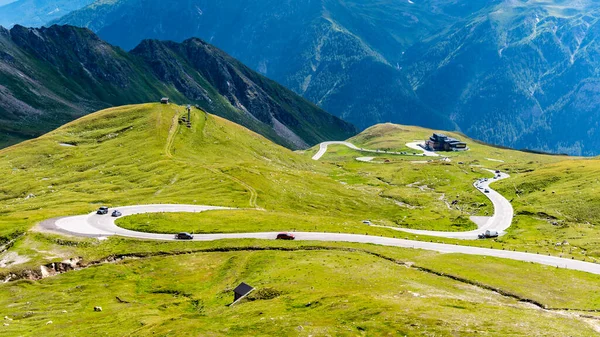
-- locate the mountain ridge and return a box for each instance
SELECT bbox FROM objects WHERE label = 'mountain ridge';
[0,24,356,149]
[53,0,468,135]
[54,0,600,155]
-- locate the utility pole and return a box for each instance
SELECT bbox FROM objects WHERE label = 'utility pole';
[186,105,192,128]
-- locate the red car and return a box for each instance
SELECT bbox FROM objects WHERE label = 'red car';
[276,233,295,240]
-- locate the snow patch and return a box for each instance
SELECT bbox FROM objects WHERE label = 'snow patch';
[47,7,60,15]
[356,157,375,163]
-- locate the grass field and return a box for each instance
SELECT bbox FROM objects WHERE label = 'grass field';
[1,103,599,260]
[305,123,600,260]
[2,247,599,336]
[2,103,600,335]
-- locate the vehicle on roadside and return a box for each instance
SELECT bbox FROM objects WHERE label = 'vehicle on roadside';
[495,170,501,174]
[96,206,109,215]
[484,189,490,193]
[175,232,194,240]
[111,210,122,217]
[276,233,295,240]
[478,230,499,239]
[362,220,372,225]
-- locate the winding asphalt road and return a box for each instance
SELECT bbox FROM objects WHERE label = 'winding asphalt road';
[312,141,438,161]
[405,141,440,157]
[40,204,600,275]
[389,171,514,240]
[312,141,512,239]
[35,141,600,275]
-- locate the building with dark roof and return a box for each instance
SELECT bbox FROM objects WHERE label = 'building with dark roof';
[425,133,468,152]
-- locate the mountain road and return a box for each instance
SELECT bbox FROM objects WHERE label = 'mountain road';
[39,204,600,275]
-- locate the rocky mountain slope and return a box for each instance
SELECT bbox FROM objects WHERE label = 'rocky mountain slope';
[0,25,355,149]
[403,1,600,156]
[55,0,482,134]
[55,0,600,155]
[0,0,93,28]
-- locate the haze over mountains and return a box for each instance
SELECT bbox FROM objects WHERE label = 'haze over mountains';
[0,0,93,28]
[51,0,600,156]
[0,25,355,149]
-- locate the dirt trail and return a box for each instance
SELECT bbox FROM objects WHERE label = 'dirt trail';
[165,111,180,158]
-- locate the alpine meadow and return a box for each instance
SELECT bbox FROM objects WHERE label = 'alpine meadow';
[1,1,600,336]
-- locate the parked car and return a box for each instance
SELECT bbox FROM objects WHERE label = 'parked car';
[478,230,499,239]
[111,210,122,217]
[362,220,372,225]
[175,232,194,240]
[495,170,501,174]
[484,189,490,193]
[96,206,109,215]
[276,233,295,240]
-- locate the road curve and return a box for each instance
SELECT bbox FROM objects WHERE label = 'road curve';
[49,204,233,239]
[312,141,514,239]
[405,141,440,157]
[39,205,600,275]
[312,141,437,161]
[34,143,592,274]
[312,141,360,160]
[387,170,514,240]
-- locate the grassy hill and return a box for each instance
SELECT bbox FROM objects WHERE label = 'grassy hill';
[2,106,599,257]
[306,123,600,260]
[0,103,450,244]
[2,104,600,335]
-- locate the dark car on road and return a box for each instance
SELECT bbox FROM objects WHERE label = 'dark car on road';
[111,210,122,217]
[276,233,295,240]
[97,206,109,215]
[478,230,499,239]
[175,232,194,240]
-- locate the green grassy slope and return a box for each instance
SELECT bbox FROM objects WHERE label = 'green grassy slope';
[494,158,600,258]
[2,249,598,336]
[0,103,409,241]
[305,123,600,261]
[1,105,600,334]
[2,107,596,260]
